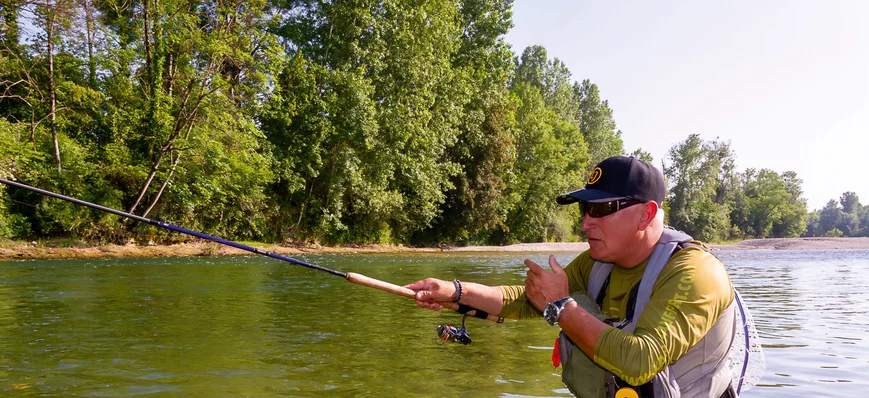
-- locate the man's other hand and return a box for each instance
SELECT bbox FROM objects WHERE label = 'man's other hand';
[524,255,569,310]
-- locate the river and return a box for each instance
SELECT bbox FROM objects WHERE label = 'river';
[1,249,866,396]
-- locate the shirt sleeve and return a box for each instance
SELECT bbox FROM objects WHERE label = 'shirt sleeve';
[592,246,735,386]
[497,252,595,319]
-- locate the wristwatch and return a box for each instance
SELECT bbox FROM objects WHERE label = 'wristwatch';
[543,296,575,325]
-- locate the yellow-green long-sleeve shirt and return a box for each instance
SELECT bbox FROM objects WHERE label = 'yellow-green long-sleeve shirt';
[498,244,734,385]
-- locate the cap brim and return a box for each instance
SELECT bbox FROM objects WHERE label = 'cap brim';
[555,188,623,205]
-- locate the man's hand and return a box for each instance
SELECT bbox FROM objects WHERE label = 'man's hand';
[404,278,457,311]
[524,255,570,310]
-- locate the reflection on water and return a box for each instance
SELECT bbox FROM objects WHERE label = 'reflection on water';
[0,250,867,396]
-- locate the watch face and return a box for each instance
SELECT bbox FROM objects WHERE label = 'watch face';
[543,303,558,325]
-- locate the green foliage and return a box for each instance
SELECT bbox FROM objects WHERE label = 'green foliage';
[502,82,588,242]
[665,134,732,241]
[262,1,474,243]
[1,0,837,247]
[425,0,516,244]
[824,227,844,237]
[860,206,869,237]
[666,135,807,242]
[629,148,654,164]
[0,119,39,238]
[574,80,624,168]
[806,193,869,237]
[735,169,806,238]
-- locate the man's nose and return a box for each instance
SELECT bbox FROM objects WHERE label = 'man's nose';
[580,214,595,232]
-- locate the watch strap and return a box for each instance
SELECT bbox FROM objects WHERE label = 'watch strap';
[553,296,575,324]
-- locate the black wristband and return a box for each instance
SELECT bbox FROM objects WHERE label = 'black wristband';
[452,279,463,302]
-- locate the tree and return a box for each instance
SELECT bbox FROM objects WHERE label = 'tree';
[859,205,869,237]
[838,191,864,236]
[840,192,861,214]
[94,0,281,224]
[804,211,820,237]
[629,148,653,164]
[11,0,81,173]
[772,171,808,237]
[264,0,478,243]
[514,45,575,124]
[502,82,587,242]
[425,0,517,244]
[817,199,842,237]
[665,134,731,241]
[1,0,649,246]
[573,79,623,168]
[740,169,806,238]
[805,193,865,237]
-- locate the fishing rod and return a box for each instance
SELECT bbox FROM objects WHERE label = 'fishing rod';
[0,178,504,334]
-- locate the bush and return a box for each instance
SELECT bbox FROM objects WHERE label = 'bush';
[824,228,844,237]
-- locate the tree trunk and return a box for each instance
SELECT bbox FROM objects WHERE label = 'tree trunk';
[30,108,36,148]
[141,150,182,219]
[127,148,167,214]
[82,0,96,88]
[167,54,174,96]
[46,1,61,173]
[143,0,152,83]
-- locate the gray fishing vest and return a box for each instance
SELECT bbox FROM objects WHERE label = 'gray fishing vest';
[560,228,737,398]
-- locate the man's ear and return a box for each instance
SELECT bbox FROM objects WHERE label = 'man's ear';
[638,201,659,230]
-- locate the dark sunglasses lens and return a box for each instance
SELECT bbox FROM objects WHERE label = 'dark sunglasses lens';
[582,202,615,218]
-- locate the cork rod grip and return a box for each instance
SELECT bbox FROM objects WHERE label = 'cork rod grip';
[344,272,503,323]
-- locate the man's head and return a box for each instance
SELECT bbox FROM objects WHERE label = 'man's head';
[556,156,666,267]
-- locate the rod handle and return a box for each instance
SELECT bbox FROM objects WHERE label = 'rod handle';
[345,272,417,299]
[344,272,503,323]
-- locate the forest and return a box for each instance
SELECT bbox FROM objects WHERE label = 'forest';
[1,0,865,245]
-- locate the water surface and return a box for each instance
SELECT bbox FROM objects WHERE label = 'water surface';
[1,249,867,396]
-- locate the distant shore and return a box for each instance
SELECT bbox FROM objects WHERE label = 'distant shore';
[447,237,869,252]
[3,237,869,260]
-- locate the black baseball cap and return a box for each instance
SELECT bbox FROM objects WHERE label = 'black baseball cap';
[556,156,666,205]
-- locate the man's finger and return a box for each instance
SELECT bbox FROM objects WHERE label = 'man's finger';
[416,290,435,301]
[548,255,565,275]
[416,300,443,311]
[524,258,545,274]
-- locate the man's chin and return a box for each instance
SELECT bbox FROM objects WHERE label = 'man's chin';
[588,242,607,260]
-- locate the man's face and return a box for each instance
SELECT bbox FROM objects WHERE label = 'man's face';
[580,201,645,265]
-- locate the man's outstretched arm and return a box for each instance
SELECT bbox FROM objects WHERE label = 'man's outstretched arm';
[405,278,505,315]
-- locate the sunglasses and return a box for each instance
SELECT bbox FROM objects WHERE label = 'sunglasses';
[580,198,643,218]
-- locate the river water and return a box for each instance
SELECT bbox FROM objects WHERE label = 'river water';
[0,249,866,396]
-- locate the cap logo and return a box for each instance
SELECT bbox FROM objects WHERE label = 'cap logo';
[587,167,602,184]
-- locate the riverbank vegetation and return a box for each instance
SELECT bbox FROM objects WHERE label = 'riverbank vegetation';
[1,1,865,245]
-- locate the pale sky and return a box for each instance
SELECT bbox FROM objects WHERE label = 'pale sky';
[505,1,869,211]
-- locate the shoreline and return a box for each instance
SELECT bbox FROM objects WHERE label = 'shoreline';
[3,237,869,260]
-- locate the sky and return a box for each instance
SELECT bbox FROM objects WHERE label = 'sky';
[504,1,869,211]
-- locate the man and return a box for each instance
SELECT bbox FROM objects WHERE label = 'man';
[406,156,737,398]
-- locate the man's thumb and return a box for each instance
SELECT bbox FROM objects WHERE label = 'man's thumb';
[549,255,565,274]
[416,290,433,301]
